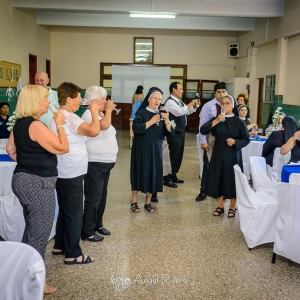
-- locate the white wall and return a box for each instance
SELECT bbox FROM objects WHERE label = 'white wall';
[0,0,50,85]
[50,27,237,88]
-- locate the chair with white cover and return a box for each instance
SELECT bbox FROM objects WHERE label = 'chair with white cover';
[266,148,290,182]
[0,193,25,242]
[233,165,278,249]
[289,173,300,184]
[250,156,278,199]
[272,182,300,264]
[0,241,45,300]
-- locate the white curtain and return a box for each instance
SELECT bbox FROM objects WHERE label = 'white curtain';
[112,66,171,103]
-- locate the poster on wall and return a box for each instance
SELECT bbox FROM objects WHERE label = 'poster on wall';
[0,61,22,87]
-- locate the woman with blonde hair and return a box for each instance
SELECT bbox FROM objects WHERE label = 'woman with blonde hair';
[6,84,69,295]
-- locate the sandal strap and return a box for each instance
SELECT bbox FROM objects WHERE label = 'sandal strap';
[144,204,155,212]
[131,202,140,211]
[84,255,92,263]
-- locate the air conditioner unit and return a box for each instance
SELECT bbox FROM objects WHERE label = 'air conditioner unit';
[228,43,239,58]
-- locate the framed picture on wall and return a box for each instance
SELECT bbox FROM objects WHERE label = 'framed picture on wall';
[134,37,154,64]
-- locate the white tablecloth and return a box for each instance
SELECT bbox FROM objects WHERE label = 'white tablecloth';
[0,162,57,241]
[242,140,266,179]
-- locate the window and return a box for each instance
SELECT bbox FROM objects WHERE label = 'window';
[265,75,276,103]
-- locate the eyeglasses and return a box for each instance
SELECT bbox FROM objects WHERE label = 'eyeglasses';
[151,97,162,101]
[221,102,231,106]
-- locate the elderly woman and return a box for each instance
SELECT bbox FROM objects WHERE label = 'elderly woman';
[130,89,174,213]
[280,117,300,162]
[200,95,249,218]
[235,93,250,120]
[81,86,118,240]
[6,85,69,295]
[262,116,298,166]
[0,102,11,139]
[49,82,100,264]
[237,104,257,132]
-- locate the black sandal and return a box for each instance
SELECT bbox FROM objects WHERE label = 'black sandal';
[64,254,94,265]
[228,208,236,218]
[213,207,224,216]
[144,203,155,213]
[52,250,65,256]
[131,202,140,213]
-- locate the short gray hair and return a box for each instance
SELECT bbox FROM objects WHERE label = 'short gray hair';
[221,94,235,107]
[85,86,107,101]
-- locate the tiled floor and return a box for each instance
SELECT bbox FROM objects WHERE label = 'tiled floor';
[46,131,300,300]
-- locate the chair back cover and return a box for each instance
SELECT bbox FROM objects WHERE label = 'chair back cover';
[273,183,300,264]
[0,193,25,242]
[250,156,278,197]
[0,241,45,300]
[289,173,300,185]
[234,165,278,248]
[266,147,287,182]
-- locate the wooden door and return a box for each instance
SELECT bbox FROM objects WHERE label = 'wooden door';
[29,54,37,84]
[257,78,264,128]
[46,59,51,86]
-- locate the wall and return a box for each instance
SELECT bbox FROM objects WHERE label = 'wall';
[236,0,300,125]
[50,27,237,88]
[0,0,50,87]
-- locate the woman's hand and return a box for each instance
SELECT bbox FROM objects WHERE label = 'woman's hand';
[226,138,235,146]
[293,131,300,141]
[105,100,116,113]
[150,114,161,125]
[89,101,99,115]
[54,110,66,126]
[217,114,225,122]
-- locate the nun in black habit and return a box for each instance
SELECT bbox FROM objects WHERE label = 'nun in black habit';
[130,89,174,213]
[200,95,250,218]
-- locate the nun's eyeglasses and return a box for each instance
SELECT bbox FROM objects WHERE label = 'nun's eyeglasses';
[151,97,162,101]
[221,102,231,105]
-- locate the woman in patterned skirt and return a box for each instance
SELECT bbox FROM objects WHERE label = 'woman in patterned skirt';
[6,85,69,295]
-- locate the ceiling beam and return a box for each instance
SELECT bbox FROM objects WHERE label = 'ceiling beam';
[37,11,255,31]
[14,0,284,18]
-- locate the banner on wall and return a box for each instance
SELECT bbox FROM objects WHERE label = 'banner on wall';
[0,61,22,87]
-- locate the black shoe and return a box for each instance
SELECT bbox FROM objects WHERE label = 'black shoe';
[173,178,184,183]
[196,193,207,201]
[163,180,178,188]
[81,234,104,242]
[96,227,111,235]
[151,196,159,202]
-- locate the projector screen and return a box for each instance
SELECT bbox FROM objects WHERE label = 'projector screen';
[111,65,171,103]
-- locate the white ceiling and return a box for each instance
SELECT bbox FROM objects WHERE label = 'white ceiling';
[13,0,285,32]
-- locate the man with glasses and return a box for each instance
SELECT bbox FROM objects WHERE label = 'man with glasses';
[164,82,199,188]
[196,82,228,201]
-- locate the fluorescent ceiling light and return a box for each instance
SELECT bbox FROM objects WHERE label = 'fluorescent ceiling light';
[129,13,175,19]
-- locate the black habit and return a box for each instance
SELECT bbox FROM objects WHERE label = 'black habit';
[261,130,285,166]
[200,115,250,199]
[130,108,174,194]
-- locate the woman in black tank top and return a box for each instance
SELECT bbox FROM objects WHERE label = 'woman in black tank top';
[6,84,69,295]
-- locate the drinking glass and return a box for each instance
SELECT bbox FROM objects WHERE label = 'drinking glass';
[159,105,167,120]
[80,98,121,114]
[48,103,59,116]
[220,107,226,122]
[257,128,263,137]
[265,127,272,137]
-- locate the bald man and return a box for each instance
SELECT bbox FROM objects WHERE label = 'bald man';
[35,71,59,127]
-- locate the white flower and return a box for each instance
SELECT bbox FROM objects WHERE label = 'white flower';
[7,112,17,132]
